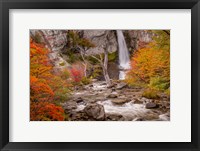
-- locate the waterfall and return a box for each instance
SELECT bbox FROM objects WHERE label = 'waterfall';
[117,30,130,80]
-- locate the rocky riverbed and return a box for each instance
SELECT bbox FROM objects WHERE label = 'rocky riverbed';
[62,81,170,121]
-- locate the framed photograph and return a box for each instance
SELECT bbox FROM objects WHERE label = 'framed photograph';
[0,0,199,150]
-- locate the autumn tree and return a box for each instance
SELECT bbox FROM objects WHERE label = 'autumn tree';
[30,38,69,121]
[30,38,55,102]
[30,101,65,121]
[126,30,170,91]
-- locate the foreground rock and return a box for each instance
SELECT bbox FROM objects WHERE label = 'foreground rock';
[107,92,118,98]
[63,101,77,111]
[84,103,105,120]
[116,82,127,90]
[106,114,125,121]
[159,112,170,121]
[111,98,131,104]
[145,102,159,109]
[133,98,143,104]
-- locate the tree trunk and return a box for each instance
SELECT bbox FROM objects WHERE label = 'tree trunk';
[79,49,87,77]
[83,63,87,77]
[102,48,111,86]
[102,65,111,86]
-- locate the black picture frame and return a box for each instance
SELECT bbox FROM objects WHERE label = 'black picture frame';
[0,0,199,150]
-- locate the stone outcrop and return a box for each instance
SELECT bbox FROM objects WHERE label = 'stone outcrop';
[83,30,118,55]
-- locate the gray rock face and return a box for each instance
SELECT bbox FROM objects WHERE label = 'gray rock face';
[83,30,118,55]
[30,29,69,71]
[127,30,154,50]
[84,103,105,120]
[31,30,68,52]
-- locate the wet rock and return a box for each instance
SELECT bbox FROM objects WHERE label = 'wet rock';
[140,97,152,104]
[63,101,77,111]
[89,84,93,87]
[107,83,115,89]
[133,98,143,104]
[116,82,127,90]
[145,102,159,109]
[144,113,159,120]
[106,114,125,121]
[107,92,118,98]
[68,111,88,121]
[75,97,84,103]
[159,112,170,121]
[161,101,170,109]
[111,98,130,104]
[84,103,105,120]
[133,117,145,121]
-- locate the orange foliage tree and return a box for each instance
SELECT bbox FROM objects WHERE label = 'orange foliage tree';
[126,30,170,91]
[127,44,170,84]
[126,30,170,92]
[30,38,67,121]
[30,102,64,121]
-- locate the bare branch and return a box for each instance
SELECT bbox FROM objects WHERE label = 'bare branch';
[91,55,102,63]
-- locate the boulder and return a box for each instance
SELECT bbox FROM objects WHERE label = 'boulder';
[63,101,77,111]
[75,97,84,103]
[107,92,118,98]
[145,102,159,109]
[111,98,129,104]
[84,103,105,120]
[116,82,127,90]
[140,97,152,104]
[159,112,170,121]
[106,114,125,121]
[133,98,143,104]
[68,111,89,121]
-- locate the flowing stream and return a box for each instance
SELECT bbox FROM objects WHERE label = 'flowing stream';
[73,81,169,121]
[117,30,131,80]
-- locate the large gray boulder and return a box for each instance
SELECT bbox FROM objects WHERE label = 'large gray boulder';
[84,103,105,120]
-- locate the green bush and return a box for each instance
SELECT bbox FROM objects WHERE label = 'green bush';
[148,76,169,91]
[81,77,91,85]
[165,88,170,96]
[90,65,102,78]
[108,51,118,62]
[142,89,159,99]
[54,88,71,103]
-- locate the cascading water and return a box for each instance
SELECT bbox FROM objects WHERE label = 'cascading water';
[116,30,130,80]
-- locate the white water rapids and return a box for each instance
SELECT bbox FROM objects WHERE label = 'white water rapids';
[73,81,169,121]
[117,30,131,80]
